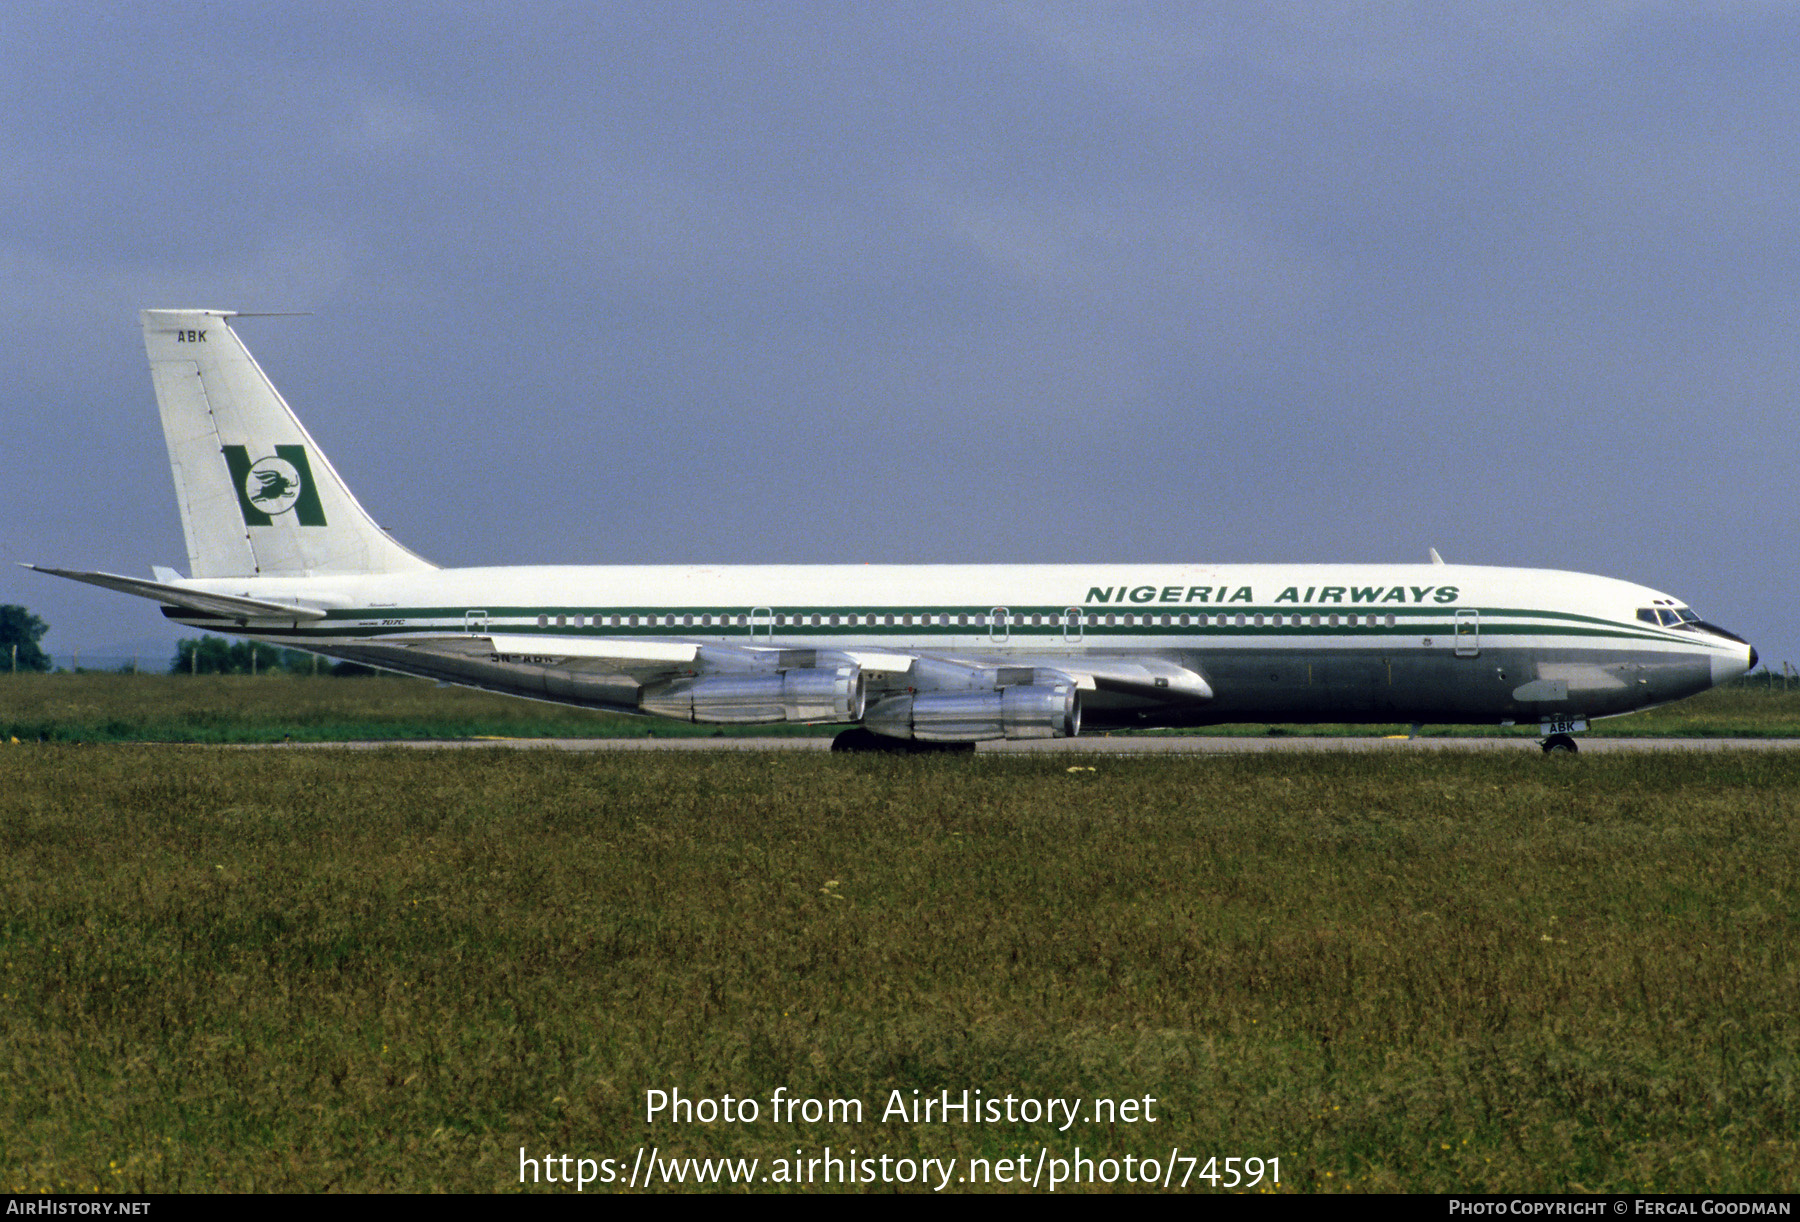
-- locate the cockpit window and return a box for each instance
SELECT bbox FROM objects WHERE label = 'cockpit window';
[1641,606,1702,630]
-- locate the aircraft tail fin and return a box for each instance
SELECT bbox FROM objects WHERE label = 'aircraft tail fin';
[140,309,435,578]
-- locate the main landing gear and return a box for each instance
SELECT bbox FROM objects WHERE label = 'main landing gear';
[830,727,975,754]
[1540,733,1580,755]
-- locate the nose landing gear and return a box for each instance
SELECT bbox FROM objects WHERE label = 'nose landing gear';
[1540,733,1579,755]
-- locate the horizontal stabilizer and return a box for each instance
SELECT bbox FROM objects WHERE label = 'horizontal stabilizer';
[25,565,328,621]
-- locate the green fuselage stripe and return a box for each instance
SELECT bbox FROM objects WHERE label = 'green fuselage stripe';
[171,602,1692,649]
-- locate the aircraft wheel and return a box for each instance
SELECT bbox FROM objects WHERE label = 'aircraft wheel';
[830,728,976,754]
[831,728,890,753]
[1541,733,1580,756]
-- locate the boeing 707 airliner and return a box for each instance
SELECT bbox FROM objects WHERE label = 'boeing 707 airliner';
[30,310,1758,753]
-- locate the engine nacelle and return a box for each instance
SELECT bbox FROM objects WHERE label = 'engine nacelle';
[640,666,865,724]
[862,684,1081,742]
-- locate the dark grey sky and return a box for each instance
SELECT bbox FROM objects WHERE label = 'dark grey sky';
[4,2,1793,668]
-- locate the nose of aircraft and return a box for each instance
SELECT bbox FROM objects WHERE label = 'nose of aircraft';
[1711,641,1756,687]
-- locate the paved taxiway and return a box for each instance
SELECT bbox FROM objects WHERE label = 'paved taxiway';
[272,736,1800,754]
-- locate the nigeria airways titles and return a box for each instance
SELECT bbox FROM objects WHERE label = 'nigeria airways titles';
[1084,583,1460,605]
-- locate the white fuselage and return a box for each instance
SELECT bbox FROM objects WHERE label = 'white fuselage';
[162,561,1755,731]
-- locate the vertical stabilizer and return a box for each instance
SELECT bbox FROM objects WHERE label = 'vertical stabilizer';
[141,309,435,577]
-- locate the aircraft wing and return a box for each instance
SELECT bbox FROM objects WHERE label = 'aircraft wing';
[479,635,924,680]
[401,633,1212,707]
[1036,656,1213,702]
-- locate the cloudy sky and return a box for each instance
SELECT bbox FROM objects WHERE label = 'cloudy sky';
[3,2,1793,670]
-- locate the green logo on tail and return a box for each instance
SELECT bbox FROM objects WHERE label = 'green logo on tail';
[222,445,327,526]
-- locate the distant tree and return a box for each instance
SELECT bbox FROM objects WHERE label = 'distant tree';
[1,605,51,672]
[172,635,341,675]
[173,636,235,674]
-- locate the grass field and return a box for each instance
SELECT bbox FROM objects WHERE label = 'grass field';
[5,672,1800,743]
[2,745,1796,1192]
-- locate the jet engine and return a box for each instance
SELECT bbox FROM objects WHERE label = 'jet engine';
[639,666,865,724]
[862,683,1081,742]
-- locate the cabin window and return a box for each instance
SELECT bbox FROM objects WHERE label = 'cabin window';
[1346,614,1357,627]
[1385,614,1395,627]
[537,615,548,627]
[1254,614,1264,627]
[1329,614,1339,627]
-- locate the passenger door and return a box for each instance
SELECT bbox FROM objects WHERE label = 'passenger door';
[1454,609,1480,657]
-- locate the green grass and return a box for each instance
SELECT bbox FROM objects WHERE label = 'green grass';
[0,673,828,743]
[4,672,1799,744]
[2,747,1796,1191]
